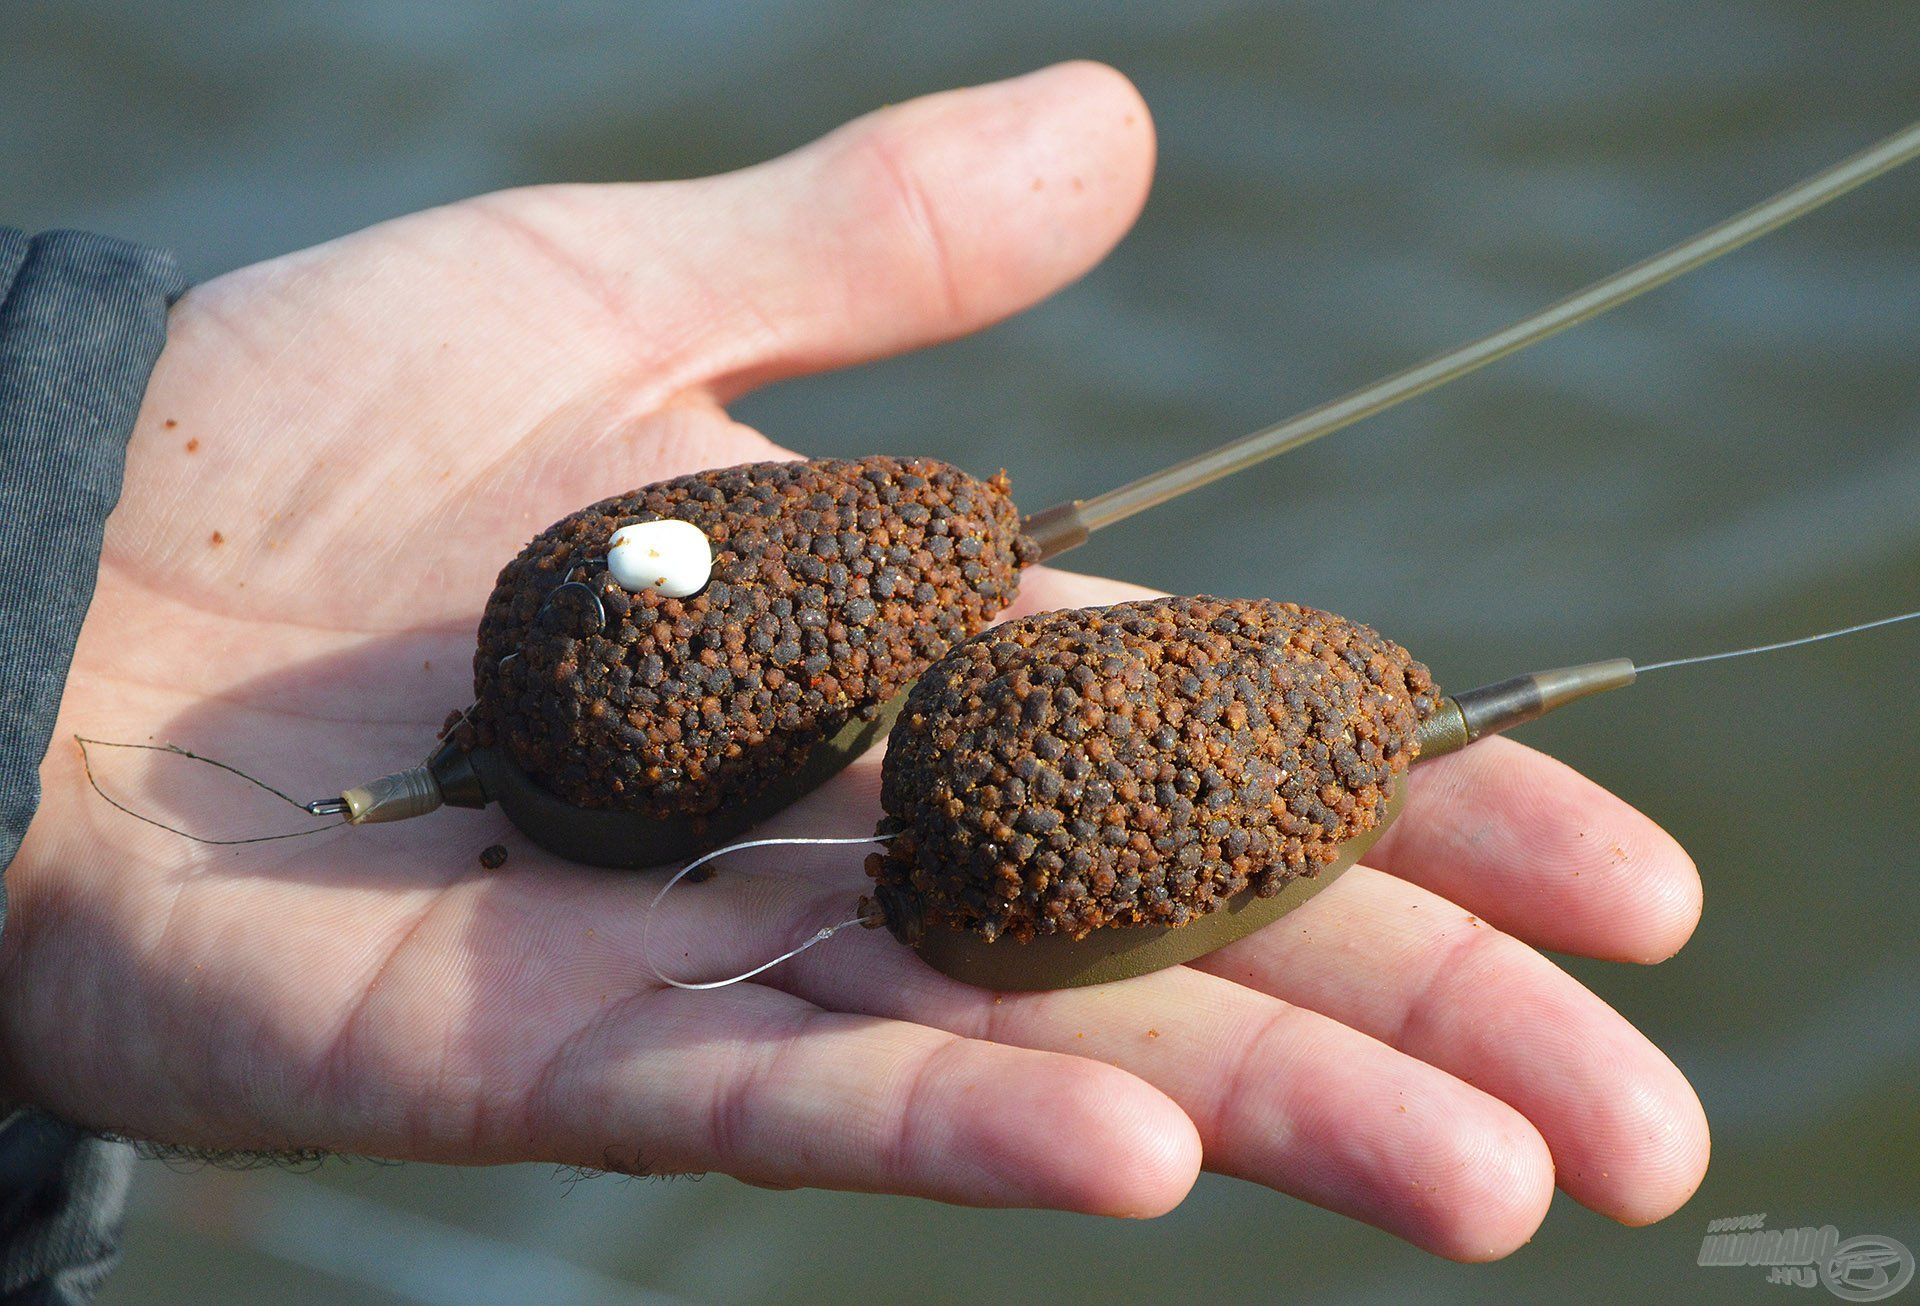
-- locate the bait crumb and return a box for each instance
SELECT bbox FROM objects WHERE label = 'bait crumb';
[208,530,224,546]
[164,418,178,429]
[479,844,508,870]
[184,437,199,453]
[474,456,1036,816]
[873,596,1436,943]
[1146,1028,1160,1039]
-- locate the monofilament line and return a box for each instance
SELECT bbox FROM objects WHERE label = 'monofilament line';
[1637,608,1920,674]
[74,736,342,845]
[643,834,894,991]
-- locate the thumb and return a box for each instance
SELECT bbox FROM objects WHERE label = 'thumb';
[485,61,1156,399]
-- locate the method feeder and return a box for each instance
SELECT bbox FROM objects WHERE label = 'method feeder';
[876,598,1920,990]
[307,119,1920,871]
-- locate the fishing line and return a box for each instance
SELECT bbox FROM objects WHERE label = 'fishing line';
[73,736,339,845]
[1637,608,1920,674]
[642,833,893,991]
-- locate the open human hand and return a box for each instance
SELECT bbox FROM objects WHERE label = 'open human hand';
[0,63,1707,1258]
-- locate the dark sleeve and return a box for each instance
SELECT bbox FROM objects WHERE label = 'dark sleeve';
[0,228,188,1304]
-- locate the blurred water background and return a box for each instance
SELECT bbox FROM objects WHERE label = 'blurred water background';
[5,2,1918,1302]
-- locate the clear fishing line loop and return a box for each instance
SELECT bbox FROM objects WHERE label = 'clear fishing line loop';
[642,833,895,991]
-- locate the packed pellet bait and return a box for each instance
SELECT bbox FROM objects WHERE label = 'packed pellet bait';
[470,456,1036,817]
[868,598,1437,945]
[861,596,1440,988]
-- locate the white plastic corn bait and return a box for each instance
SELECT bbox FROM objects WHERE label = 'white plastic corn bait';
[607,519,712,598]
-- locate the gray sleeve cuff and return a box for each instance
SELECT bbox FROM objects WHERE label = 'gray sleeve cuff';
[0,229,187,892]
[0,227,188,1305]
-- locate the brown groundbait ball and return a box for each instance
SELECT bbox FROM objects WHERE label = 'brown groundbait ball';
[869,597,1438,943]
[472,457,1037,817]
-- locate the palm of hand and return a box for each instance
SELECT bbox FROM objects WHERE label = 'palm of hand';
[0,65,1708,1257]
